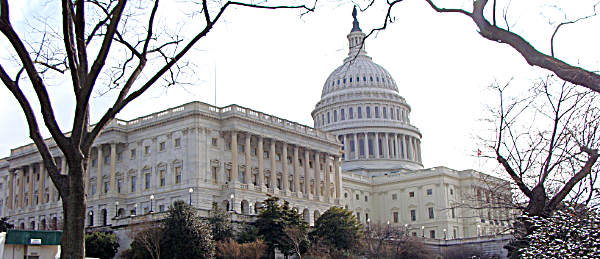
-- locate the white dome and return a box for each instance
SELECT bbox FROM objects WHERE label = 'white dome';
[321,56,399,98]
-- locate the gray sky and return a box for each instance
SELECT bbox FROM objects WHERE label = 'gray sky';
[1,0,598,176]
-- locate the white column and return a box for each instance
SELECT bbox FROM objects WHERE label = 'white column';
[401,135,407,159]
[245,132,252,184]
[18,169,24,208]
[96,146,103,197]
[407,136,414,161]
[270,139,277,189]
[384,133,390,158]
[8,170,14,210]
[38,162,45,205]
[293,145,300,192]
[257,136,264,187]
[109,143,117,193]
[374,133,380,159]
[231,131,238,182]
[282,142,289,192]
[343,134,348,161]
[303,148,310,195]
[325,155,331,198]
[314,151,321,197]
[334,156,341,199]
[27,167,34,206]
[363,132,368,158]
[353,134,359,159]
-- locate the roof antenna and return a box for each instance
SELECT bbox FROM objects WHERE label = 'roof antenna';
[214,62,217,107]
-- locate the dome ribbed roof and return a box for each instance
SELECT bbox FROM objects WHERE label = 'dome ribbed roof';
[321,57,399,98]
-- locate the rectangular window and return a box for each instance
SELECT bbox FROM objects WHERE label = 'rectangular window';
[263,151,269,158]
[175,167,182,184]
[91,184,96,195]
[159,205,165,212]
[175,138,181,148]
[104,181,109,193]
[144,146,150,155]
[411,209,416,221]
[309,161,313,168]
[159,142,166,151]
[430,230,436,239]
[365,213,369,222]
[131,176,137,192]
[356,194,360,200]
[427,189,433,195]
[409,191,415,197]
[212,138,218,147]
[320,163,323,170]
[117,179,123,193]
[365,196,368,202]
[392,194,397,200]
[349,107,354,119]
[144,207,149,214]
[238,144,244,153]
[104,156,110,165]
[160,170,166,187]
[287,156,292,164]
[298,158,303,166]
[226,169,231,182]
[212,167,218,184]
[450,189,454,195]
[393,212,399,223]
[276,153,281,161]
[145,174,151,189]
[251,147,257,156]
[451,208,456,218]
[225,141,231,150]
[358,107,363,118]
[453,229,457,239]
[117,153,123,162]
[356,212,360,221]
[130,149,136,158]
[428,207,435,219]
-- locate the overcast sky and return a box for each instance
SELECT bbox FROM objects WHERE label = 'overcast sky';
[1,0,598,176]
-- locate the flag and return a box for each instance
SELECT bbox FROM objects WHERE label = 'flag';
[477,149,482,156]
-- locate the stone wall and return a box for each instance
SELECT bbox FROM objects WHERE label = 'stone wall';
[425,234,513,259]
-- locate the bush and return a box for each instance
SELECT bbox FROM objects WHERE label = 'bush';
[85,231,120,259]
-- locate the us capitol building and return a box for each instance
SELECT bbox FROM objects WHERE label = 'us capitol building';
[0,11,512,244]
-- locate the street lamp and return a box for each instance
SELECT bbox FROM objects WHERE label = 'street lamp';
[189,188,194,205]
[115,201,119,217]
[88,211,93,226]
[421,226,425,237]
[133,204,137,216]
[477,225,481,236]
[230,194,235,212]
[405,224,409,236]
[444,229,447,239]
[249,202,253,215]
[150,195,155,213]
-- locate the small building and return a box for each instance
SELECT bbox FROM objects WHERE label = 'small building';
[0,229,62,259]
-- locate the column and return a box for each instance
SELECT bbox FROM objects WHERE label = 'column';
[245,133,252,184]
[293,145,300,193]
[270,139,277,189]
[8,170,14,210]
[393,134,399,158]
[109,143,117,193]
[363,133,368,158]
[38,162,45,205]
[257,136,264,187]
[401,135,407,159]
[18,168,25,208]
[374,133,380,159]
[407,136,413,161]
[27,167,34,206]
[96,146,103,196]
[303,149,310,195]
[417,139,423,163]
[343,135,348,161]
[282,142,289,192]
[353,134,359,159]
[314,151,321,197]
[231,131,238,183]
[85,158,91,196]
[334,156,341,199]
[384,133,390,158]
[325,155,331,198]
[61,157,67,175]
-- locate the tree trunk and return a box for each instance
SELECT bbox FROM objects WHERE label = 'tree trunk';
[59,158,88,259]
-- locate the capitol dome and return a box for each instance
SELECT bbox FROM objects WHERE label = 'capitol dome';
[312,9,423,174]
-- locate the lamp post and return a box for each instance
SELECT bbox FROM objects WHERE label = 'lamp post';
[405,224,409,236]
[444,229,447,239]
[189,188,194,205]
[249,202,253,215]
[133,204,137,216]
[88,211,93,226]
[115,201,119,217]
[150,195,155,213]
[477,225,481,236]
[230,194,235,212]
[421,226,425,237]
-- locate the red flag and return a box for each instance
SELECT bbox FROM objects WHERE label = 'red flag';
[477,149,482,156]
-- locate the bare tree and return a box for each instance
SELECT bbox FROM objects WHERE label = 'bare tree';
[481,77,600,219]
[362,221,434,259]
[358,0,600,93]
[0,1,314,258]
[283,225,307,259]
[126,218,162,259]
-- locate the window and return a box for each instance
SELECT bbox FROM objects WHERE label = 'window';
[175,138,181,148]
[363,76,366,81]
[391,108,394,119]
[428,207,434,219]
[383,107,387,118]
[356,212,360,221]
[349,107,354,119]
[238,144,244,153]
[159,170,166,187]
[321,114,325,125]
[453,229,457,239]
[117,152,123,162]
[91,185,96,195]
[341,109,345,120]
[144,146,150,155]
[451,208,456,218]
[365,196,368,202]
[327,112,330,123]
[175,167,182,184]
[427,189,433,195]
[212,167,218,184]
[145,174,151,189]
[226,169,231,182]
[409,191,415,198]
[392,194,397,200]
[393,212,399,223]
[430,230,436,239]
[366,213,369,222]
[359,139,365,156]
[450,189,454,195]
[159,142,166,151]
[159,205,165,212]
[130,149,136,158]
[225,141,231,150]
[104,181,109,193]
[287,156,292,164]
[251,147,257,156]
[263,151,269,158]
[309,161,313,168]
[212,138,218,147]
[276,154,281,161]
[411,210,416,221]
[117,179,123,193]
[366,106,371,118]
[356,194,359,200]
[344,193,348,198]
[397,109,400,121]
[131,176,137,192]
[375,106,379,118]
[298,158,303,166]
[412,232,417,237]
[334,110,338,122]
[104,156,110,165]
[357,107,362,118]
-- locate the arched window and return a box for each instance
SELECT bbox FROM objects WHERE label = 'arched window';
[341,109,345,120]
[378,138,383,156]
[350,139,355,152]
[383,107,387,118]
[397,109,401,121]
[102,209,107,226]
[327,112,331,123]
[88,211,94,226]
[366,107,371,118]
[359,139,365,157]
[357,107,363,118]
[357,77,360,82]
[321,114,325,125]
[375,106,379,118]
[333,110,338,122]
[368,139,373,156]
[349,107,353,119]
[370,76,373,81]
[350,77,353,83]
[391,108,395,119]
[343,78,346,84]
